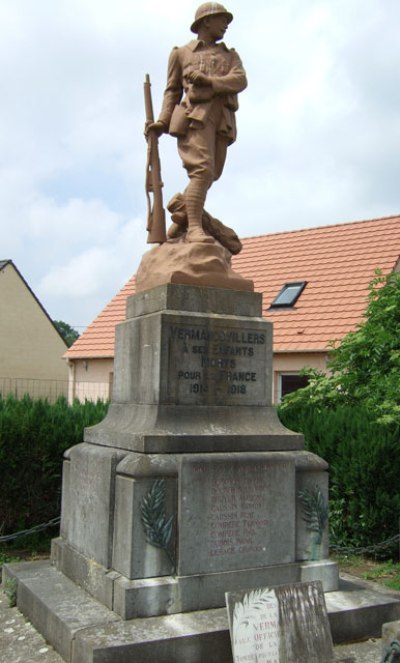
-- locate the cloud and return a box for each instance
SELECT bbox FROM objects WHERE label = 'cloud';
[38,225,140,300]
[37,207,147,326]
[1,0,400,329]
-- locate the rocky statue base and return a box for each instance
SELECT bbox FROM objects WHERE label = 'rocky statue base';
[135,237,254,293]
[4,284,340,662]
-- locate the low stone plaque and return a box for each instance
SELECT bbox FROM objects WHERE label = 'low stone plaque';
[178,455,295,575]
[226,581,333,663]
[162,315,270,406]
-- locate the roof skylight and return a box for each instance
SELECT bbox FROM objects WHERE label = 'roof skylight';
[269,282,307,308]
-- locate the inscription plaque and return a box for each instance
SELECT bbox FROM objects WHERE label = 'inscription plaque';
[163,317,270,406]
[226,581,333,663]
[178,456,295,575]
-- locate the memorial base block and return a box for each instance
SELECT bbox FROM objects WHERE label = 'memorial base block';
[52,283,338,623]
[7,285,340,660]
[52,443,338,620]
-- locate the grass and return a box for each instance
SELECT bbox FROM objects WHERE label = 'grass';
[0,532,52,582]
[361,561,400,591]
[0,534,53,608]
[0,549,21,568]
[3,577,17,607]
[334,553,400,592]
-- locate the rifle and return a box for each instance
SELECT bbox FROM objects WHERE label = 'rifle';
[144,74,166,244]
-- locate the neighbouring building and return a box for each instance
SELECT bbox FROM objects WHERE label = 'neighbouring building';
[64,215,400,403]
[0,260,69,400]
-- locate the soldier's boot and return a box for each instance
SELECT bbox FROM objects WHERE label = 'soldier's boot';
[166,193,186,239]
[184,178,214,243]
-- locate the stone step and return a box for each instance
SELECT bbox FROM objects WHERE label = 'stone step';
[326,572,400,643]
[4,561,400,663]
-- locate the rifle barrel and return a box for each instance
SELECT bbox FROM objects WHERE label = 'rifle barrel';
[144,74,166,244]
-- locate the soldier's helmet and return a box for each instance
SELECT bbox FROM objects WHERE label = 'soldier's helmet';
[190,2,233,33]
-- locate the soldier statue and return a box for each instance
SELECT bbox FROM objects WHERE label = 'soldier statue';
[146,2,247,245]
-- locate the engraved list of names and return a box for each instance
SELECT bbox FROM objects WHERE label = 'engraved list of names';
[179,457,295,576]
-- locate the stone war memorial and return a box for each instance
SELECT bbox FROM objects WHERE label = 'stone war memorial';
[3,4,350,662]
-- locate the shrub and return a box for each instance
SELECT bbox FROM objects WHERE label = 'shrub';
[279,403,400,555]
[279,271,400,425]
[0,395,108,535]
[278,272,400,556]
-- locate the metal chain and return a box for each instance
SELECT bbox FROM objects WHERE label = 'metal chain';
[381,640,400,662]
[330,533,400,556]
[1,518,399,556]
[0,517,60,543]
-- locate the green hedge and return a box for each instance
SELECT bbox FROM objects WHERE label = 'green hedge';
[279,403,400,555]
[3,390,399,557]
[0,395,108,535]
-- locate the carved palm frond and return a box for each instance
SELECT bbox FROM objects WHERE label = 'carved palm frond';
[299,484,328,543]
[140,478,175,565]
[233,588,277,638]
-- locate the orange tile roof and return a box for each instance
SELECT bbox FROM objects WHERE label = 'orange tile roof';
[65,273,136,358]
[65,215,400,358]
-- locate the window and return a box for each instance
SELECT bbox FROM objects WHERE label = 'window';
[278,373,309,402]
[269,281,307,308]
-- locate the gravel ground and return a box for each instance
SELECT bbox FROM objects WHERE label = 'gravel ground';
[0,588,63,662]
[334,638,383,662]
[0,586,385,663]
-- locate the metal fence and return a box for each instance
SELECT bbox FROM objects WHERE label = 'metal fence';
[72,380,111,403]
[0,377,110,403]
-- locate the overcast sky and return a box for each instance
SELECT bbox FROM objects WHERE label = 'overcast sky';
[2,0,400,330]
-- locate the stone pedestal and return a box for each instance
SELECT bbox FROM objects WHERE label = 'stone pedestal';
[52,284,338,622]
[83,284,303,453]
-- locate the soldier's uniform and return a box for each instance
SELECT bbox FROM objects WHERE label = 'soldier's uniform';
[158,39,247,184]
[154,2,246,242]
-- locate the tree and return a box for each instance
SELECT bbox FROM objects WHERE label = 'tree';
[53,320,80,348]
[278,270,400,553]
[280,270,400,425]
